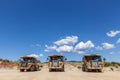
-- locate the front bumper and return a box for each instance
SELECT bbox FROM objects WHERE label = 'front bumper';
[87,66,103,70]
[49,66,63,69]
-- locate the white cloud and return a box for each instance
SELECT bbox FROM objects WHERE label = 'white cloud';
[44,45,57,52]
[44,36,95,54]
[54,36,78,46]
[44,49,50,52]
[74,40,94,50]
[116,38,120,43]
[106,30,120,37]
[28,53,44,58]
[74,40,94,54]
[46,40,95,53]
[109,52,114,55]
[30,44,41,47]
[28,54,39,58]
[45,45,57,50]
[39,54,43,57]
[35,44,41,47]
[102,42,115,49]
[56,45,73,52]
[95,46,103,50]
[109,51,120,55]
[44,45,73,53]
[74,50,85,54]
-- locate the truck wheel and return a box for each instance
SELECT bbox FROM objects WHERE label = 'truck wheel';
[96,69,98,72]
[26,69,30,72]
[85,67,89,72]
[49,69,52,72]
[99,69,103,72]
[82,67,85,72]
[30,66,35,71]
[20,69,24,72]
[61,68,64,72]
[36,66,40,71]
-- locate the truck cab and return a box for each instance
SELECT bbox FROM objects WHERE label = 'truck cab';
[82,54,104,72]
[47,54,66,72]
[18,56,41,72]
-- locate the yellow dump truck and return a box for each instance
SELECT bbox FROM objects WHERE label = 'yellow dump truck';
[82,54,104,72]
[18,56,41,72]
[47,54,66,72]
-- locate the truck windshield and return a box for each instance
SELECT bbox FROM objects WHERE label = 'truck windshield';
[50,56,63,61]
[93,56,102,61]
[22,58,35,62]
[85,56,102,62]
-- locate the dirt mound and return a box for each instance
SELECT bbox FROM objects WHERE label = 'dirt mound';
[0,62,16,69]
[104,67,120,72]
[65,63,80,71]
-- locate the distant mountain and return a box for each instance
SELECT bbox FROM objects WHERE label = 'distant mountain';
[42,61,82,64]
[67,60,82,63]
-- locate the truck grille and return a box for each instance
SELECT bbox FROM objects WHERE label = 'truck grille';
[21,62,27,67]
[52,60,59,67]
[91,61,99,67]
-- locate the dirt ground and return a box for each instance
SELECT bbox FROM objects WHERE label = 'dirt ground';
[0,64,120,80]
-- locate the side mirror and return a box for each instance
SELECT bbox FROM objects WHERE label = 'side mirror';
[103,57,106,62]
[47,57,50,61]
[19,59,22,62]
[65,58,67,61]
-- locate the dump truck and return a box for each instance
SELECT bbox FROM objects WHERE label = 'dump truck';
[47,54,66,72]
[82,54,104,72]
[18,56,41,72]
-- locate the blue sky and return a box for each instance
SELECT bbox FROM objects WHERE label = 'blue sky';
[0,0,120,62]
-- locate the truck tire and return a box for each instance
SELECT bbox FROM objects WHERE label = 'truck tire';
[49,69,52,72]
[36,66,40,71]
[82,64,85,72]
[85,66,89,72]
[20,69,24,72]
[61,68,64,72]
[26,69,30,72]
[99,69,103,72]
[30,66,35,71]
[82,67,85,72]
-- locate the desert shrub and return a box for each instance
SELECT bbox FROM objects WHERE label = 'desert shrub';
[104,62,120,67]
[114,64,119,68]
[77,66,82,69]
[0,58,17,69]
[111,62,120,66]
[110,67,114,71]
[2,59,10,63]
[104,62,113,67]
[40,65,43,68]
[0,58,3,61]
